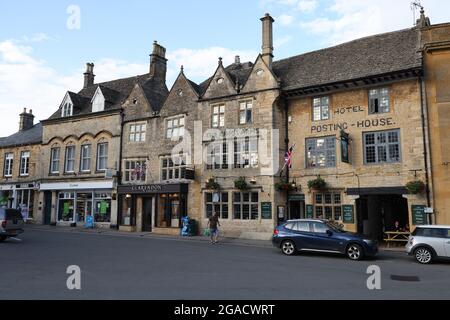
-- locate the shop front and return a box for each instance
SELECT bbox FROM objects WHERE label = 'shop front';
[39,181,115,227]
[117,183,189,233]
[0,183,38,221]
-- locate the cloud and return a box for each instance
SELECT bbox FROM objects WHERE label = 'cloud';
[278,14,294,26]
[297,0,318,13]
[275,35,293,47]
[263,0,318,13]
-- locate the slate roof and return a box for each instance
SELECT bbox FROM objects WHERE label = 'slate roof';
[273,28,422,91]
[0,123,43,148]
[47,73,168,120]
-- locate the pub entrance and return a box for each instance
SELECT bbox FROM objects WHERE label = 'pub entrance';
[356,194,409,241]
[142,197,153,232]
[289,201,305,220]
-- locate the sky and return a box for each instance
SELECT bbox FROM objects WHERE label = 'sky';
[0,0,449,136]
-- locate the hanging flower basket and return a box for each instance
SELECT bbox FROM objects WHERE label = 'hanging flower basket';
[234,177,249,190]
[307,176,327,191]
[406,180,426,195]
[206,178,220,191]
[275,180,295,192]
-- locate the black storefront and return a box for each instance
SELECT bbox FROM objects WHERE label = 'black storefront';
[117,183,189,232]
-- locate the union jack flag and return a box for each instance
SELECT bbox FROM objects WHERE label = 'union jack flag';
[285,145,295,169]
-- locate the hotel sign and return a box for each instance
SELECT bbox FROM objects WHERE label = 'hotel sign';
[118,183,189,194]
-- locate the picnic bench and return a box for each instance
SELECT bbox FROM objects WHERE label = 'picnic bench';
[384,231,411,248]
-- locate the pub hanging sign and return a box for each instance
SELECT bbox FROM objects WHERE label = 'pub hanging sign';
[340,130,350,164]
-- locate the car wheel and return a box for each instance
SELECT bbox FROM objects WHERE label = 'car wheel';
[347,244,364,261]
[414,247,434,264]
[0,236,7,242]
[281,240,297,256]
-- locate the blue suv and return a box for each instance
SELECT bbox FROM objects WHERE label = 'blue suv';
[272,219,378,261]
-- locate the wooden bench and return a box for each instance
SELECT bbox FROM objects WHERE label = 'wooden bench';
[384,232,411,248]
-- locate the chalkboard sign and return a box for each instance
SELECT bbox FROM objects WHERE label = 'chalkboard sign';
[343,205,355,224]
[261,202,272,220]
[306,205,314,219]
[412,205,427,226]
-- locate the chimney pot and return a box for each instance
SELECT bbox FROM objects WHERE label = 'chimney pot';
[19,107,35,131]
[261,13,275,68]
[235,55,241,64]
[149,41,168,83]
[83,62,95,88]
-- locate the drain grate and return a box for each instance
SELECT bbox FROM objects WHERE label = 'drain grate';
[390,275,421,282]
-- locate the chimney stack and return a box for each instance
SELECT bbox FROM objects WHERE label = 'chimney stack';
[235,55,241,65]
[83,63,95,88]
[261,13,274,68]
[149,41,168,83]
[19,108,35,131]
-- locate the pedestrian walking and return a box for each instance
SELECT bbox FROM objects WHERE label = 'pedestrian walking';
[207,212,221,244]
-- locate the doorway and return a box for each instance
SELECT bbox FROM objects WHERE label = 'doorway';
[289,201,305,220]
[44,191,52,225]
[356,195,409,240]
[142,198,153,232]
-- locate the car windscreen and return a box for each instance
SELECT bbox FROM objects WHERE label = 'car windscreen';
[5,209,23,220]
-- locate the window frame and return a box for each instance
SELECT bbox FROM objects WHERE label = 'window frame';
[124,159,147,183]
[129,122,147,143]
[3,153,14,177]
[211,104,225,128]
[206,141,229,170]
[233,192,259,220]
[50,147,61,174]
[306,136,336,168]
[368,87,390,115]
[363,129,402,165]
[160,154,187,182]
[313,192,343,221]
[80,144,92,172]
[239,100,253,125]
[205,192,229,219]
[312,96,330,122]
[165,115,185,140]
[62,102,73,118]
[234,136,259,169]
[20,151,30,177]
[64,146,76,173]
[96,143,109,172]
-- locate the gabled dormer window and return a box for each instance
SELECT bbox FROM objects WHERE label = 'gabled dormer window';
[62,102,73,117]
[92,87,105,113]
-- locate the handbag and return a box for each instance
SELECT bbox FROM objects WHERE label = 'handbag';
[203,228,211,237]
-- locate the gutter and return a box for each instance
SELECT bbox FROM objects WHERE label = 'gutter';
[115,109,125,230]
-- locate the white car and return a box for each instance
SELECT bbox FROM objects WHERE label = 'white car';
[406,225,450,264]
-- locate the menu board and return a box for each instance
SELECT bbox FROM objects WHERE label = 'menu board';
[261,202,272,219]
[412,205,427,225]
[306,205,314,219]
[343,205,355,224]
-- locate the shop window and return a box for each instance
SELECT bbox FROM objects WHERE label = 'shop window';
[314,192,342,221]
[80,144,92,172]
[50,148,60,174]
[166,116,185,139]
[97,143,108,171]
[306,136,336,168]
[369,88,390,114]
[234,137,258,169]
[239,100,253,124]
[161,154,187,181]
[205,192,229,219]
[4,153,13,177]
[233,192,259,220]
[121,195,135,226]
[124,160,147,182]
[15,189,34,219]
[58,192,75,221]
[65,146,76,173]
[364,130,401,164]
[206,141,228,170]
[212,104,225,128]
[313,96,330,121]
[129,123,146,142]
[94,193,111,223]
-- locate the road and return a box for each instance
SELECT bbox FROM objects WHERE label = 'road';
[1,227,449,300]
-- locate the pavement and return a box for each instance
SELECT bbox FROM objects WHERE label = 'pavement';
[1,226,449,300]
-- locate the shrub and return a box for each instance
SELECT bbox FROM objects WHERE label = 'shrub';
[406,180,426,194]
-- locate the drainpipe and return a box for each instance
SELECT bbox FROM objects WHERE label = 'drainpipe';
[419,76,432,224]
[116,109,125,230]
[284,98,290,223]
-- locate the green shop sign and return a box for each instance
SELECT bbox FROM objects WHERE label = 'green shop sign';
[412,205,427,226]
[306,205,314,219]
[342,205,355,224]
[261,202,272,220]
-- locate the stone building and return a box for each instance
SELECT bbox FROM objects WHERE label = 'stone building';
[0,109,42,221]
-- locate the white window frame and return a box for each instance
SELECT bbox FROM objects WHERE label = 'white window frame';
[160,154,187,181]
[364,129,401,164]
[239,100,253,125]
[234,137,259,169]
[205,192,229,219]
[369,87,390,114]
[314,192,342,221]
[4,153,13,177]
[313,96,330,121]
[206,141,228,170]
[306,136,336,168]
[50,147,60,174]
[62,102,73,117]
[65,146,76,173]
[80,144,92,172]
[166,116,185,140]
[20,151,30,176]
[96,143,109,171]
[129,123,147,142]
[233,192,259,220]
[212,104,225,128]
[124,159,147,183]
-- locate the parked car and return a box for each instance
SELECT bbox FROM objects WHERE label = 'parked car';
[0,208,25,242]
[272,219,378,261]
[406,225,450,264]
